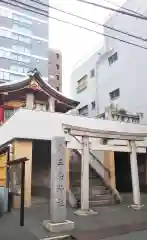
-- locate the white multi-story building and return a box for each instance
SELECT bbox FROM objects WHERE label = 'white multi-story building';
[71,52,102,117]
[71,0,147,123]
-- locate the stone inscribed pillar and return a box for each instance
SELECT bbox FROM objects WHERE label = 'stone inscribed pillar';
[50,137,66,223]
[43,137,74,232]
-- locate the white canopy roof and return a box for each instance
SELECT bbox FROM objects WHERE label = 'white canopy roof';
[0,109,147,147]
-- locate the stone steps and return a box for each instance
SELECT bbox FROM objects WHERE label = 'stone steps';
[70,152,116,207]
[90,194,112,201]
[89,199,114,207]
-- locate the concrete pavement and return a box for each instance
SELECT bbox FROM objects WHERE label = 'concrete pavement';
[1,195,147,240]
[106,230,147,240]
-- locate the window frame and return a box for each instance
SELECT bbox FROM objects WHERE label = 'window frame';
[56,75,59,80]
[56,64,60,70]
[91,101,96,110]
[56,53,60,59]
[90,69,95,78]
[108,52,118,66]
[109,88,120,100]
[79,105,88,116]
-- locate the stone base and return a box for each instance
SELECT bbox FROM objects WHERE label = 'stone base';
[128,204,144,210]
[43,220,74,233]
[41,235,70,240]
[74,209,98,216]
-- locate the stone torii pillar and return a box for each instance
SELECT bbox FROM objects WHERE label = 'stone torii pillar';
[130,141,141,207]
[75,136,97,216]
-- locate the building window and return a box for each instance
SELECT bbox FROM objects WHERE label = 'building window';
[91,101,96,110]
[108,52,118,66]
[11,53,18,61]
[76,75,87,93]
[90,69,95,77]
[0,29,31,44]
[12,44,31,54]
[0,8,12,18]
[12,13,32,25]
[56,87,59,91]
[18,35,31,44]
[13,24,32,35]
[10,65,29,74]
[0,48,31,63]
[109,88,120,100]
[56,64,59,70]
[17,55,31,63]
[56,53,60,58]
[79,105,88,116]
[0,71,10,81]
[56,75,59,80]
[9,74,24,81]
[0,29,11,38]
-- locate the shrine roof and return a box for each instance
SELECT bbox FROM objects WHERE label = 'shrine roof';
[0,69,79,108]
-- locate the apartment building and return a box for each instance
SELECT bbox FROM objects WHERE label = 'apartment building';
[48,49,62,91]
[71,52,101,117]
[0,0,49,83]
[71,0,147,123]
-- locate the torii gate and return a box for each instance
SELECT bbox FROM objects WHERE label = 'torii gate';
[62,123,147,213]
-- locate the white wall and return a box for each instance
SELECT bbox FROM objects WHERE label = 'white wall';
[97,0,147,122]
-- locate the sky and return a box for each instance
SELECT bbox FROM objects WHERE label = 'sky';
[49,0,125,96]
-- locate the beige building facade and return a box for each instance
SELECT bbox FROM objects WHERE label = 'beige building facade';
[48,49,62,92]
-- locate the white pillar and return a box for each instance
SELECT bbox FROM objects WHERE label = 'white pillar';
[81,136,90,210]
[48,96,55,112]
[130,141,141,206]
[26,93,34,110]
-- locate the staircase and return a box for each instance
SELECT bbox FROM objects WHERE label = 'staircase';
[70,150,118,208]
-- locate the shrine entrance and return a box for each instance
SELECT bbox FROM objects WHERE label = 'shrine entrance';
[115,152,132,192]
[115,152,147,193]
[31,140,51,201]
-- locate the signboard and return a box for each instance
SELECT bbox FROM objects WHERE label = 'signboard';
[9,164,21,195]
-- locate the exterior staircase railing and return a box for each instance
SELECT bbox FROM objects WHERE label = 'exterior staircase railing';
[68,148,121,207]
[90,151,122,202]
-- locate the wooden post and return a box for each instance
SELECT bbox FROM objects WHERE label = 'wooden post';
[26,93,34,110]
[20,161,25,227]
[104,151,116,187]
[48,96,55,112]
[13,140,32,208]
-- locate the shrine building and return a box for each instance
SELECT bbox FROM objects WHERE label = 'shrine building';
[0,68,79,123]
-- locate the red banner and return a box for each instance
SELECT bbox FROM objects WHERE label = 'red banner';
[0,107,4,122]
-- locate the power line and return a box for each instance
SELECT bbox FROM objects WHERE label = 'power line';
[102,0,144,17]
[2,0,147,52]
[77,0,147,21]
[27,0,147,43]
